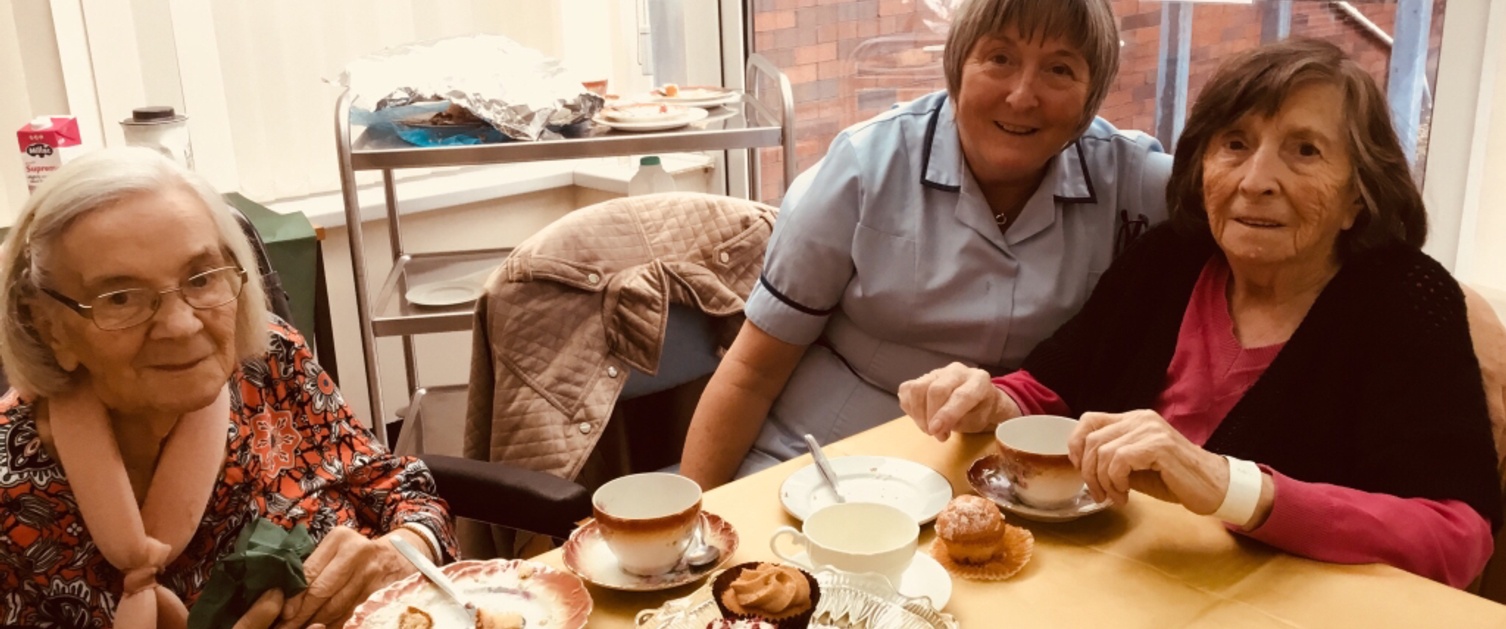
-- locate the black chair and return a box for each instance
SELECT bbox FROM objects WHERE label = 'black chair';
[416,454,592,540]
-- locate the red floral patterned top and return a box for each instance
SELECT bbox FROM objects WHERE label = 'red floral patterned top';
[0,320,458,627]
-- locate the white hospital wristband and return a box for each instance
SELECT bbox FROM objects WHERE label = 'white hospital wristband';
[1212,456,1263,527]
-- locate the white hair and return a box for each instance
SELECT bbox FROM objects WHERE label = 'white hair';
[0,147,269,396]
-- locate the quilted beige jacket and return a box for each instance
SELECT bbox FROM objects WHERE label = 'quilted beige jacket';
[463,192,777,480]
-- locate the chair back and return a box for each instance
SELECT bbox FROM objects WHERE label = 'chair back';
[1464,285,1506,602]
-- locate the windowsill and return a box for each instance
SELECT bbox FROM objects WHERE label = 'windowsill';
[263,154,715,228]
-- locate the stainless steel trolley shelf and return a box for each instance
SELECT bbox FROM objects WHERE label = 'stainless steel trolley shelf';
[371,248,513,337]
[391,385,468,455]
[338,52,795,447]
[349,97,782,171]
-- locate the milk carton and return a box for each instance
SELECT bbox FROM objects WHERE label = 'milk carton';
[17,116,84,194]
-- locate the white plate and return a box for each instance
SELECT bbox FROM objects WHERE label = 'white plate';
[592,106,709,132]
[406,280,483,307]
[650,91,740,108]
[780,455,953,524]
[784,550,952,610]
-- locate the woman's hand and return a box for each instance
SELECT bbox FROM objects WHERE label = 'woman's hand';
[276,526,426,629]
[232,589,285,629]
[1067,410,1230,513]
[899,363,1020,441]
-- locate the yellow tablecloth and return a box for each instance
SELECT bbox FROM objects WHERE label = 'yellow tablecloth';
[534,418,1506,628]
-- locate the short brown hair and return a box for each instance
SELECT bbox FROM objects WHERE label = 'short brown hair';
[1167,39,1426,258]
[942,0,1120,132]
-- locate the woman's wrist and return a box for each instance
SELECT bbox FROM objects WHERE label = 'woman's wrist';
[391,523,441,562]
[991,387,1022,429]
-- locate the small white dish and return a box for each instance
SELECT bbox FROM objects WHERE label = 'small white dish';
[562,512,738,591]
[785,549,952,610]
[967,454,1110,523]
[781,455,953,524]
[651,91,740,108]
[406,280,484,307]
[592,106,709,132]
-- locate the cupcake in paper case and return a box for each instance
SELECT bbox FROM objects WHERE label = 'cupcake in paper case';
[930,523,1035,580]
[704,619,777,629]
[711,562,820,629]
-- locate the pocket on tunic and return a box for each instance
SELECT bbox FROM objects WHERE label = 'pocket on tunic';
[850,223,920,329]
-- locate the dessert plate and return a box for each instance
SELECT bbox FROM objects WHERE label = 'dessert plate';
[406,280,484,307]
[650,86,740,108]
[781,455,952,524]
[967,454,1110,523]
[782,549,952,609]
[593,106,709,132]
[347,559,591,629]
[563,512,738,591]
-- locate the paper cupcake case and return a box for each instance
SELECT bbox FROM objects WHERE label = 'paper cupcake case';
[929,524,1035,581]
[711,563,820,629]
[636,568,957,629]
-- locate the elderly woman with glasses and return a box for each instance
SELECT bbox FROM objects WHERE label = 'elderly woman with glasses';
[901,40,1500,587]
[0,148,456,628]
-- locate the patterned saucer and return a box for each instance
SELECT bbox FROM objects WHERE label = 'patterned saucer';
[563,511,738,591]
[967,454,1110,523]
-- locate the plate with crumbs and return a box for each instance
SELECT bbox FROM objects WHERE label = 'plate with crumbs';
[347,559,591,629]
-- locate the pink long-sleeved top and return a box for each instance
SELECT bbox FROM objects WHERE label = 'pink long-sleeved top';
[995,257,1494,587]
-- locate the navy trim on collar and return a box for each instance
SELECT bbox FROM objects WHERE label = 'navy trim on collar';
[919,105,960,193]
[1052,139,1099,204]
[759,274,837,316]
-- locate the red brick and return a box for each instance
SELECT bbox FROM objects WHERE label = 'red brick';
[818,23,840,43]
[794,42,838,65]
[818,59,845,80]
[785,63,819,84]
[878,0,908,17]
[837,20,858,40]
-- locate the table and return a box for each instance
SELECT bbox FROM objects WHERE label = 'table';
[534,418,1506,628]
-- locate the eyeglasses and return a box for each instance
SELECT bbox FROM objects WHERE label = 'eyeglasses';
[41,266,247,331]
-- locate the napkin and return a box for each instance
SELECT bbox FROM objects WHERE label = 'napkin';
[187,518,316,629]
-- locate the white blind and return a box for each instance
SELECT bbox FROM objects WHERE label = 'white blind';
[199,0,570,202]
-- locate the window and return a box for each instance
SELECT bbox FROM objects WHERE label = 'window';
[748,0,1449,203]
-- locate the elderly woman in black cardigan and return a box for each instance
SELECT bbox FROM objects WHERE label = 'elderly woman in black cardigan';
[900,39,1500,587]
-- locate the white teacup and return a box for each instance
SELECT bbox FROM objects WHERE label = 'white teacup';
[770,502,918,583]
[995,414,1086,509]
[592,473,702,576]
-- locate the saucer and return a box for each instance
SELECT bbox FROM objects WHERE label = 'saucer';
[562,512,738,591]
[967,454,1110,523]
[783,549,952,609]
[781,455,953,524]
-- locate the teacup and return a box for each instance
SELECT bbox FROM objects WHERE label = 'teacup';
[994,414,1086,510]
[770,502,918,584]
[592,473,702,576]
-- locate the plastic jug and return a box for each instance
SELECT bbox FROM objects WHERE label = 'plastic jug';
[628,156,676,196]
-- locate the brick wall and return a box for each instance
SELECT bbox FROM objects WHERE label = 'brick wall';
[751,0,1447,203]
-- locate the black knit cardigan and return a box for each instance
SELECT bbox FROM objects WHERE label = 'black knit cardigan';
[1022,224,1502,530]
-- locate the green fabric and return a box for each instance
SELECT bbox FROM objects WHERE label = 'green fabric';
[222,192,319,336]
[187,519,316,629]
